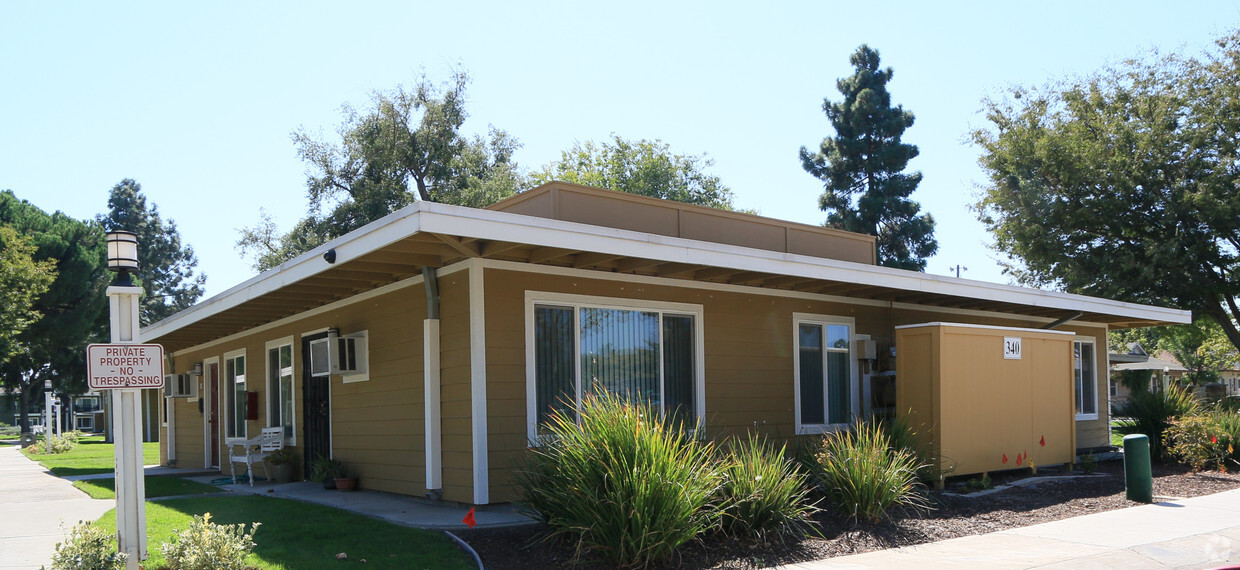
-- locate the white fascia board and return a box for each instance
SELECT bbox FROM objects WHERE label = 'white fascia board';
[894,322,1076,335]
[145,198,1190,342]
[142,203,428,341]
[416,202,1192,325]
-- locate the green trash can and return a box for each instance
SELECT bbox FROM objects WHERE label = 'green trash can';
[1123,434,1153,503]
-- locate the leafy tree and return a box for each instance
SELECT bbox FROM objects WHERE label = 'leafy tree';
[0,225,56,365]
[98,179,205,325]
[1157,319,1238,386]
[971,30,1240,351]
[800,45,938,270]
[532,135,740,210]
[0,191,108,431]
[239,71,523,270]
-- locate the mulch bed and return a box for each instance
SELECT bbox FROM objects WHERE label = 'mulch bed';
[456,460,1240,569]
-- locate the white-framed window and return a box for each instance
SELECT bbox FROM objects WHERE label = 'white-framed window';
[224,349,247,440]
[1075,338,1098,420]
[266,337,296,445]
[525,292,705,442]
[793,313,858,433]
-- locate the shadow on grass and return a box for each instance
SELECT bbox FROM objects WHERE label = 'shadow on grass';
[96,495,475,570]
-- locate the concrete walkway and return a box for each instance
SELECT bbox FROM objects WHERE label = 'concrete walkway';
[182,473,533,530]
[787,488,1240,569]
[0,444,112,569]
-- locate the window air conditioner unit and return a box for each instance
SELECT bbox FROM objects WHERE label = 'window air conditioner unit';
[163,373,197,398]
[309,329,369,377]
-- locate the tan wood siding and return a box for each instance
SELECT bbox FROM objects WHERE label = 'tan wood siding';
[437,271,474,503]
[166,283,432,496]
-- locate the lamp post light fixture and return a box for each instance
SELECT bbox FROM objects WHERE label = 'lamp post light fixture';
[43,379,53,454]
[106,230,140,285]
[103,228,148,569]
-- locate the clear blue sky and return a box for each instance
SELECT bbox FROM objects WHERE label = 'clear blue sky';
[3,2,1237,298]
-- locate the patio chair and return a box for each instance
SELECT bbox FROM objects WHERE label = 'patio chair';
[229,427,284,486]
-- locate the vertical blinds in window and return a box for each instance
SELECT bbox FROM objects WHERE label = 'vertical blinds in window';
[533,304,696,428]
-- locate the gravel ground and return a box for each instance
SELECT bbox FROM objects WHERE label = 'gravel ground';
[456,460,1240,569]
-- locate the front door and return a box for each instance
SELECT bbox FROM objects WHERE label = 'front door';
[302,333,331,475]
[208,362,220,468]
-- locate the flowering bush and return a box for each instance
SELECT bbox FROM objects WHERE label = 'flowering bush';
[1166,411,1240,472]
[44,521,126,570]
[160,513,259,570]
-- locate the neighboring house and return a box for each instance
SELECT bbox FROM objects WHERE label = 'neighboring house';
[1109,343,1188,406]
[144,182,1190,505]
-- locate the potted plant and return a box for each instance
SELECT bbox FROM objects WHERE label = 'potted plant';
[267,448,298,484]
[310,455,345,490]
[334,469,359,492]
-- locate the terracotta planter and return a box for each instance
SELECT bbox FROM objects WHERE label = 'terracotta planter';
[334,477,358,491]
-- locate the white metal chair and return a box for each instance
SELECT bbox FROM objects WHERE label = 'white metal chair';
[229,427,284,486]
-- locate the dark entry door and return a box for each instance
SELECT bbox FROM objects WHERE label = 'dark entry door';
[208,362,220,468]
[302,333,331,475]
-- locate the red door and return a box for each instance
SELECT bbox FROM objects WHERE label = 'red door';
[208,363,220,468]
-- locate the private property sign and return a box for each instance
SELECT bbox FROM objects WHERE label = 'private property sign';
[87,344,164,389]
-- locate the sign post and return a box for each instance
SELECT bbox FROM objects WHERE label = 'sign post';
[88,284,161,570]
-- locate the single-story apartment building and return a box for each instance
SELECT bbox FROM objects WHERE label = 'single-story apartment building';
[144,182,1190,504]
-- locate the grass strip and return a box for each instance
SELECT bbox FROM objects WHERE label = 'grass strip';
[95,495,474,569]
[22,436,160,476]
[73,476,224,500]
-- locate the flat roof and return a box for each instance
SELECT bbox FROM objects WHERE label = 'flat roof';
[143,184,1192,353]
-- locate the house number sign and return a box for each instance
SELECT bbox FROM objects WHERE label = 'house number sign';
[1003,337,1022,360]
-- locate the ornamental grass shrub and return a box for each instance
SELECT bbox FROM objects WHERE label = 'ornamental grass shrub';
[1113,385,1200,461]
[716,434,819,543]
[812,419,931,524]
[159,513,259,570]
[44,520,126,570]
[516,393,721,567]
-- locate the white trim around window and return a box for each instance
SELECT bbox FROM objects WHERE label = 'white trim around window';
[223,348,247,442]
[793,313,859,434]
[265,336,297,446]
[1074,336,1099,421]
[524,291,706,444]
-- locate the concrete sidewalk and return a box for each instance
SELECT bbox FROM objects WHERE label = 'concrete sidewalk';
[788,488,1240,569]
[180,473,534,530]
[0,444,112,569]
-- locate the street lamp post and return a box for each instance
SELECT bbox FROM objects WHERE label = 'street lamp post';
[106,230,146,569]
[43,379,53,454]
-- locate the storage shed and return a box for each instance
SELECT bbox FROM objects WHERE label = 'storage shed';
[896,323,1076,481]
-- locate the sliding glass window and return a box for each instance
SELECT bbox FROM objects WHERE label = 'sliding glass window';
[531,298,700,437]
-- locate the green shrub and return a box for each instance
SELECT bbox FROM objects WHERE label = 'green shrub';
[1166,409,1240,471]
[516,393,721,567]
[44,520,126,570]
[717,434,818,543]
[1166,414,1229,471]
[1113,385,1201,461]
[961,473,992,493]
[27,433,78,454]
[812,420,931,524]
[159,513,259,570]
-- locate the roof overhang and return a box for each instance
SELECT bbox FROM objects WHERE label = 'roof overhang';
[143,200,1193,353]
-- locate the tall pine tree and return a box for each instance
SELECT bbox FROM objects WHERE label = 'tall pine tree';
[99,179,206,325]
[800,45,938,271]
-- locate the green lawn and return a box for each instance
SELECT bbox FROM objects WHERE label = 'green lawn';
[95,496,473,569]
[22,435,160,476]
[74,476,224,500]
